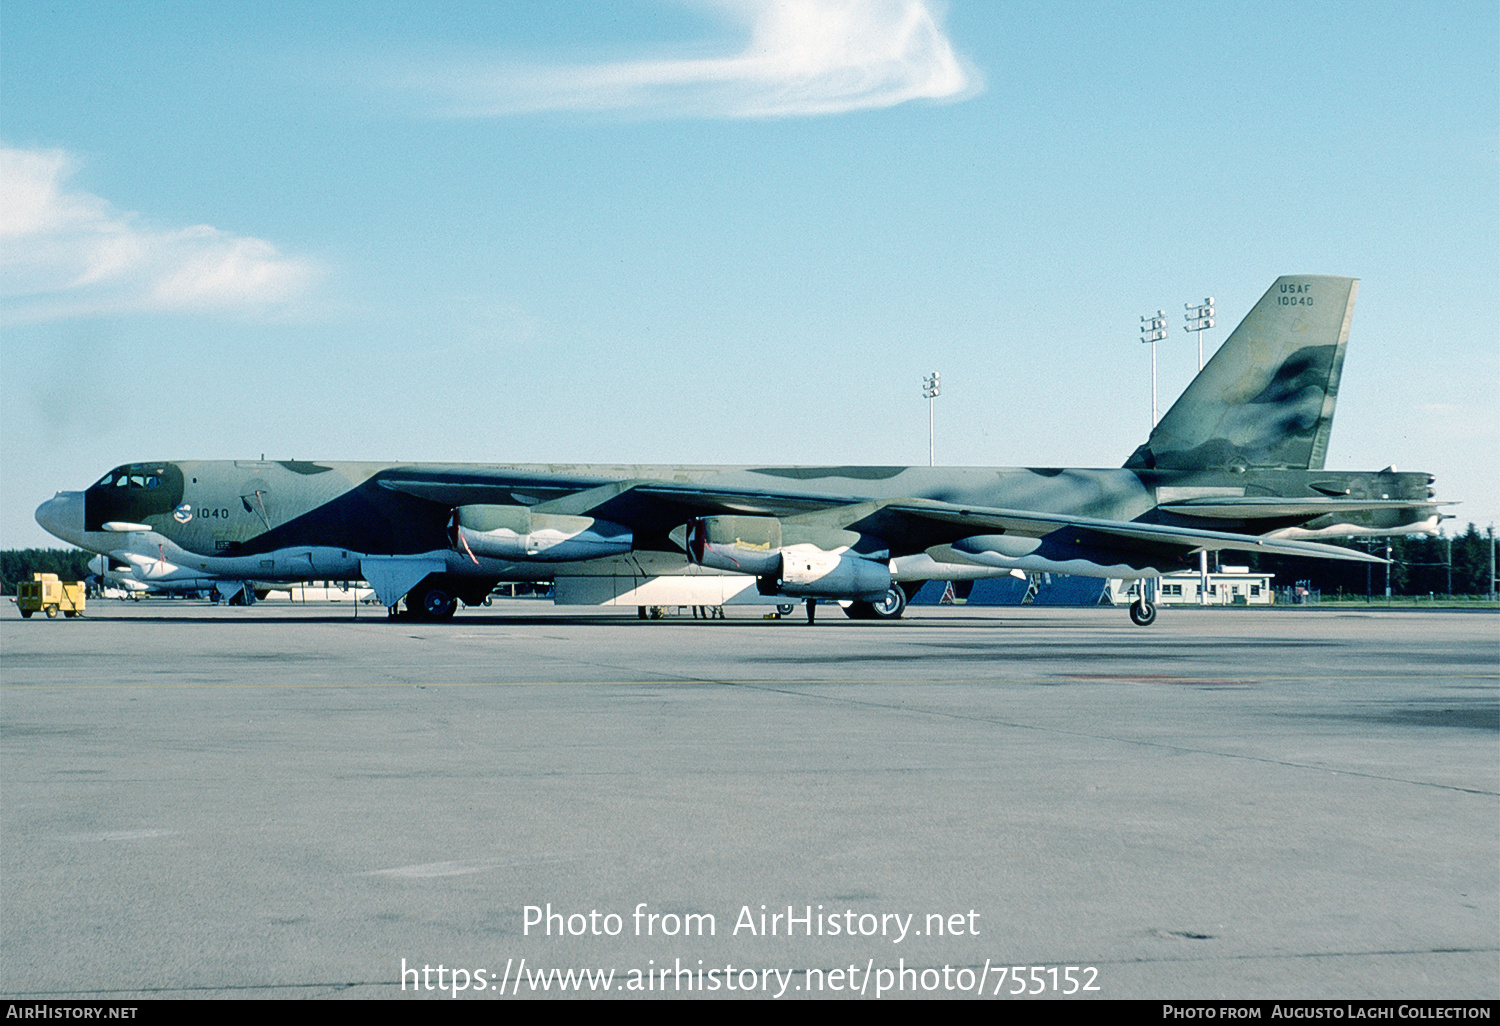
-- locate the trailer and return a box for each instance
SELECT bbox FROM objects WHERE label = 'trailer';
[15,573,86,619]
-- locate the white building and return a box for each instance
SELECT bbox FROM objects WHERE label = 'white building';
[1107,566,1275,606]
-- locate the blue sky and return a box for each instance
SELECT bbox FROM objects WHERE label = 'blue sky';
[2,0,1496,547]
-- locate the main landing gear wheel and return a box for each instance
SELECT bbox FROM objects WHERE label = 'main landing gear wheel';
[871,583,907,619]
[844,584,908,620]
[1129,600,1157,626]
[407,584,458,621]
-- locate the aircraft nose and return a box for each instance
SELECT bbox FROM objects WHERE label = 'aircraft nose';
[35,491,84,542]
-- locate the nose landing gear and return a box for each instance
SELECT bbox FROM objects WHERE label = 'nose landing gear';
[1128,599,1157,626]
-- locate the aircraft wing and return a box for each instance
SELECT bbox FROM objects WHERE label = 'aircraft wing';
[377,472,841,518]
[847,498,1388,563]
[538,479,1388,566]
[378,471,859,551]
[379,471,1385,565]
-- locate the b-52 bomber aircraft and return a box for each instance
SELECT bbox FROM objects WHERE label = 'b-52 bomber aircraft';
[35,276,1442,625]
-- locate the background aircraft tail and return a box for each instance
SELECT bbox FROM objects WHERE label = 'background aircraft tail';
[1124,275,1358,471]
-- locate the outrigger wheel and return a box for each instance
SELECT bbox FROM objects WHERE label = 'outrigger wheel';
[1128,599,1157,627]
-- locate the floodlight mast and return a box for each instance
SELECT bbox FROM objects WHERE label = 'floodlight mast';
[1183,297,1216,605]
[1184,298,1215,371]
[922,371,941,467]
[1490,525,1496,602]
[1135,311,1169,619]
[1140,311,1168,427]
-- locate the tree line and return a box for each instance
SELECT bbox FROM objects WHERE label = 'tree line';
[1,549,96,595]
[1234,523,1496,598]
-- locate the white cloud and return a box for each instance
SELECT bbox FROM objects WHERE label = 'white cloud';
[409,0,979,119]
[0,146,319,321]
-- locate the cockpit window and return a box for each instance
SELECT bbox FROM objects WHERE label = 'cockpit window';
[84,463,182,531]
[98,467,167,489]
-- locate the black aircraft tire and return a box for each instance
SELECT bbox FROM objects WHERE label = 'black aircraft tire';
[409,585,458,621]
[1129,600,1157,627]
[843,601,874,619]
[870,584,907,620]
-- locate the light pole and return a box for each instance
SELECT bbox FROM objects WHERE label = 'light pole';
[1489,525,1496,601]
[1140,311,1168,428]
[922,371,941,467]
[1184,298,1215,372]
[1174,299,1216,602]
[1182,299,1217,604]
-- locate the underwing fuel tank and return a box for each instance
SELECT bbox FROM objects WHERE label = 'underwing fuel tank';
[686,515,892,601]
[452,505,632,561]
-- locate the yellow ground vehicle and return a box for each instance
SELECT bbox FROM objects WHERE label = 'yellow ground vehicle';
[15,573,86,619]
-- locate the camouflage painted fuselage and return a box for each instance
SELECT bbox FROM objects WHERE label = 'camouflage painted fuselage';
[36,458,1437,591]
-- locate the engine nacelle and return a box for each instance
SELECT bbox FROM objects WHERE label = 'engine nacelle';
[685,515,891,600]
[452,505,632,562]
[775,544,892,601]
[685,515,784,575]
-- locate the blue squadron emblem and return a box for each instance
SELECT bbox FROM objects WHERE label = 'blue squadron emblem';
[174,503,193,524]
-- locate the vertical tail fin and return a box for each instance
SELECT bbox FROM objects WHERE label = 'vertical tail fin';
[1124,275,1358,471]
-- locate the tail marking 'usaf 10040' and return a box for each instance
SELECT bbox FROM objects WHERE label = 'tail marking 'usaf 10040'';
[34,276,1443,625]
